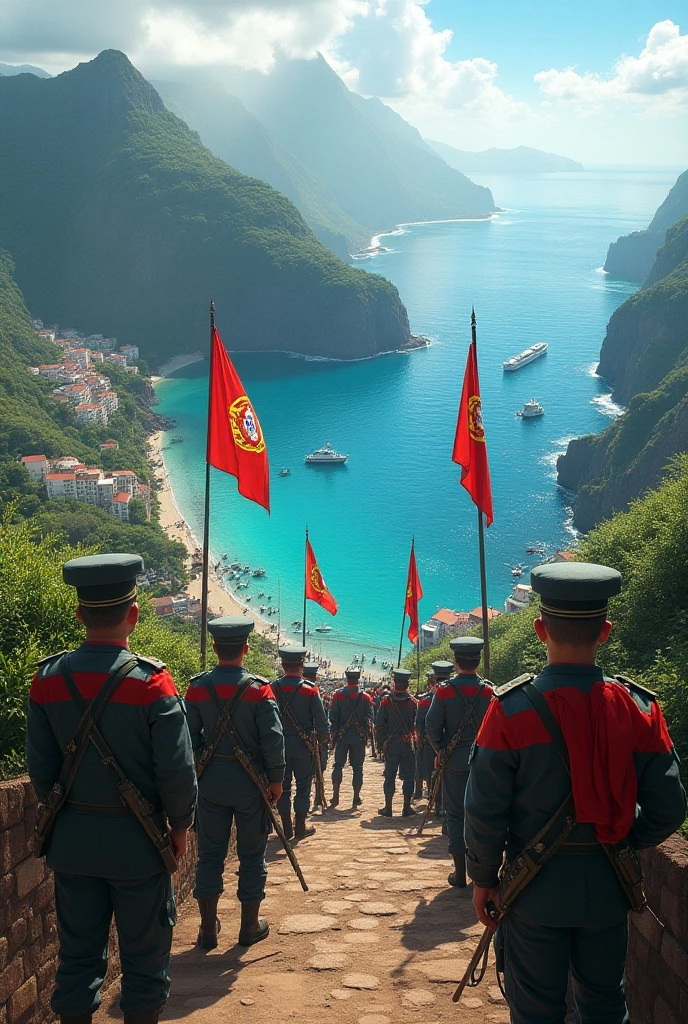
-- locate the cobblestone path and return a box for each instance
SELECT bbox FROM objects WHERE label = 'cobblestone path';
[99,757,507,1024]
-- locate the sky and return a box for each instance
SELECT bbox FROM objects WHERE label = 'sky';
[0,1,686,164]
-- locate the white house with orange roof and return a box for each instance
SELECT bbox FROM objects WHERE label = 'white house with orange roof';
[21,455,48,482]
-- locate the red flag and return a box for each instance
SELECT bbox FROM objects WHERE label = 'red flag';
[452,340,494,526]
[206,326,270,512]
[305,536,338,616]
[404,541,423,644]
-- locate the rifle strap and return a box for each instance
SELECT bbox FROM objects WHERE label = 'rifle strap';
[440,683,485,767]
[54,653,139,804]
[521,683,571,774]
[203,673,258,761]
[337,694,366,742]
[390,696,414,739]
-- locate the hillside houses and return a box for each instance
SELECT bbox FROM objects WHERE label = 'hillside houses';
[21,454,150,523]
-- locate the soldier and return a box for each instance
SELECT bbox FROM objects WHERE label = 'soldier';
[303,662,329,806]
[414,670,435,798]
[271,645,329,840]
[416,662,452,808]
[465,563,687,1024]
[376,668,418,817]
[329,668,375,808]
[27,554,197,1024]
[425,638,494,887]
[186,617,285,950]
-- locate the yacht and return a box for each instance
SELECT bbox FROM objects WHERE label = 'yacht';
[315,624,333,633]
[517,399,545,419]
[305,442,348,465]
[279,467,291,477]
[503,342,548,372]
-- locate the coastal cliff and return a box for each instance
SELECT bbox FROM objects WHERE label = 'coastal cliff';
[0,51,412,367]
[557,216,688,532]
[603,169,688,282]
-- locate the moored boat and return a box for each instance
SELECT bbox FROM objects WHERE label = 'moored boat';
[517,399,545,419]
[305,442,348,465]
[503,342,548,372]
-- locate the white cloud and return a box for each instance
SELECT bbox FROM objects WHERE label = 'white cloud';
[535,20,688,114]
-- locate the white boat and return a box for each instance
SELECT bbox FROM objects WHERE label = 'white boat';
[503,342,548,372]
[279,467,291,477]
[517,399,545,419]
[305,442,348,465]
[315,624,333,633]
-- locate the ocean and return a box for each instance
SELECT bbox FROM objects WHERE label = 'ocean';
[154,167,680,667]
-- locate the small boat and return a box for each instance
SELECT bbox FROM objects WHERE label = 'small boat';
[511,567,524,577]
[244,565,250,572]
[305,442,348,465]
[517,399,545,419]
[252,568,266,577]
[316,624,333,633]
[170,436,183,443]
[292,620,302,627]
[526,546,545,555]
[257,591,265,598]
[279,467,291,477]
[222,553,228,560]
[503,342,548,373]
[230,562,241,570]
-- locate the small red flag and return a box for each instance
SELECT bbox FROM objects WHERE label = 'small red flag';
[305,537,338,616]
[404,541,423,644]
[206,326,270,512]
[452,340,494,527]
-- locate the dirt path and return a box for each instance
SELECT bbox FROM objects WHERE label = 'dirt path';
[98,758,507,1023]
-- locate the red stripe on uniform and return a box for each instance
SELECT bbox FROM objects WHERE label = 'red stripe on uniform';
[29,669,178,706]
[186,683,273,703]
[476,701,553,751]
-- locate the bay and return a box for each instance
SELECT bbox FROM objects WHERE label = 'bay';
[155,167,679,667]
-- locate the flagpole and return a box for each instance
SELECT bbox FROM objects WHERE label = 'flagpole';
[472,308,490,679]
[200,298,215,670]
[397,607,406,669]
[302,527,308,648]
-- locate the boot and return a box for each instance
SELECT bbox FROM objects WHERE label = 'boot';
[402,796,415,817]
[280,810,294,840]
[448,852,467,888]
[330,782,340,808]
[197,897,220,949]
[238,901,270,947]
[352,786,362,808]
[60,1017,93,1024]
[123,1015,159,1024]
[294,813,316,839]
[378,796,393,816]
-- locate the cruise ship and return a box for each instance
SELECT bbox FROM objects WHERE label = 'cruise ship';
[502,342,548,372]
[305,442,348,465]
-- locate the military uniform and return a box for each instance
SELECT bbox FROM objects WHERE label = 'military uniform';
[303,663,329,783]
[329,668,375,808]
[416,662,452,803]
[465,563,687,1024]
[425,639,493,886]
[186,617,285,948]
[271,646,329,839]
[26,555,197,1024]
[376,669,418,817]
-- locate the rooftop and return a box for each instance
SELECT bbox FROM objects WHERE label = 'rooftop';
[113,492,132,503]
[21,455,47,463]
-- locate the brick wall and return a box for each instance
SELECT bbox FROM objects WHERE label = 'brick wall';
[0,777,197,1024]
[626,834,688,1024]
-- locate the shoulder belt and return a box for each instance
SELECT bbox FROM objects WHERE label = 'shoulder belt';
[614,674,657,700]
[495,673,535,699]
[196,673,261,777]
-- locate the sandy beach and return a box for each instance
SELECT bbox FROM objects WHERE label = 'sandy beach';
[148,429,278,640]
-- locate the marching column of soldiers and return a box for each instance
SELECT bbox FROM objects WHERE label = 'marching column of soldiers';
[26,553,686,1024]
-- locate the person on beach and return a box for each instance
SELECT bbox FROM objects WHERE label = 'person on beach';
[425,637,494,887]
[465,563,686,1024]
[271,646,329,840]
[27,554,197,1024]
[328,668,375,809]
[186,616,285,949]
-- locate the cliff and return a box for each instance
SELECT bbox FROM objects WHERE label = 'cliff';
[557,216,688,531]
[0,51,412,367]
[603,169,688,282]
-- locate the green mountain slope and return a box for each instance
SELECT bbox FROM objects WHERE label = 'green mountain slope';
[426,141,583,173]
[154,78,368,259]
[221,54,496,232]
[603,169,688,282]
[557,216,688,531]
[0,50,411,366]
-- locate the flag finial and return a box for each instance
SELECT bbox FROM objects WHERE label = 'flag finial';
[471,307,476,327]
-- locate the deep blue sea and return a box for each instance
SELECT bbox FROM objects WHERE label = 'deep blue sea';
[155,168,680,666]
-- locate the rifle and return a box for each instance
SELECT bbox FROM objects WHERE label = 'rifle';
[203,679,309,891]
[34,654,139,858]
[389,696,417,754]
[58,656,179,874]
[416,683,485,836]
[277,691,328,810]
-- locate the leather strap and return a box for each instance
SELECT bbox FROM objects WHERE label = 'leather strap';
[521,683,571,775]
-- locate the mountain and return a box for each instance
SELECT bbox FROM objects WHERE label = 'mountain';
[0,50,412,366]
[603,169,688,282]
[426,142,583,174]
[154,78,367,260]
[220,55,496,233]
[556,215,688,532]
[0,62,50,78]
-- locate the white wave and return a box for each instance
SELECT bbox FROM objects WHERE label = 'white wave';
[592,393,625,419]
[594,266,609,275]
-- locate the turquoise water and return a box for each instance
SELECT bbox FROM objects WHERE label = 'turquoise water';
[155,168,679,665]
